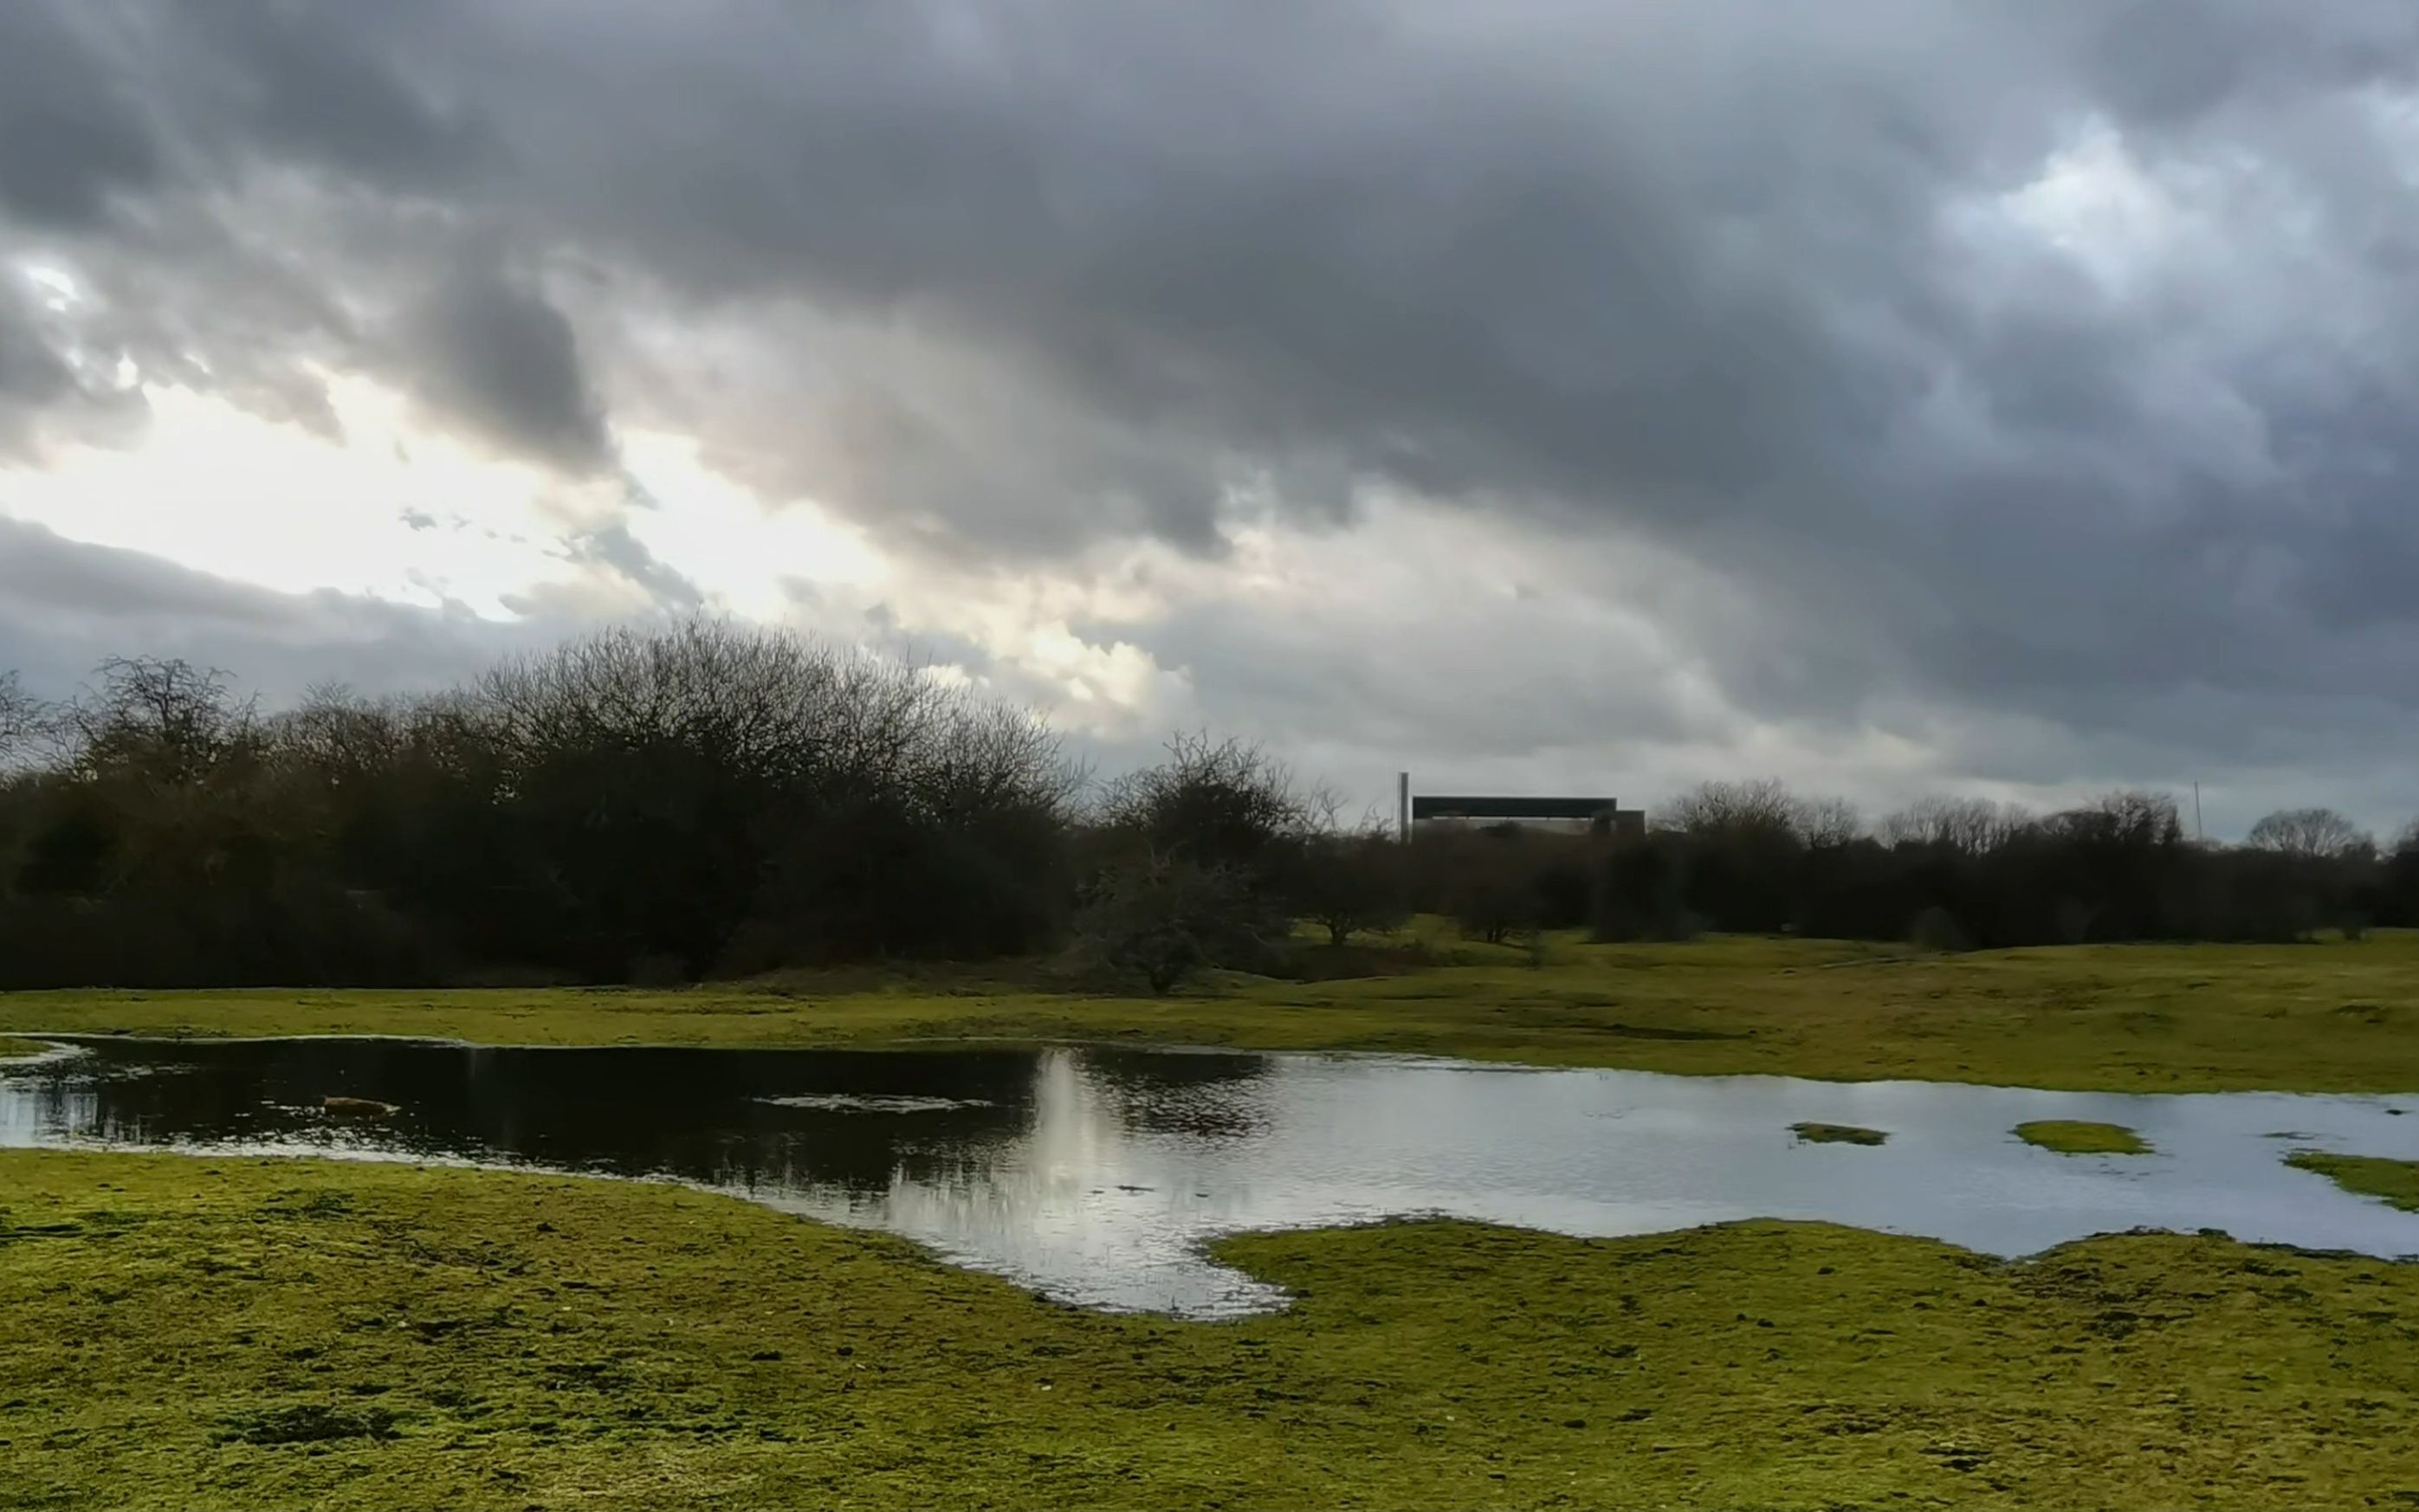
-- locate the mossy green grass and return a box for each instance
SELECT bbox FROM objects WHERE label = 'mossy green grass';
[2286,1151,2419,1212]
[2015,1121,2153,1155]
[1789,1121,1888,1146]
[7,1150,2419,1510]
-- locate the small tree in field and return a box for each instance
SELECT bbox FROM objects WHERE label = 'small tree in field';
[1450,830,1543,947]
[1291,832,1410,947]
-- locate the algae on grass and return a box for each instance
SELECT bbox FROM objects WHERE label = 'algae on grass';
[1790,1121,1888,1146]
[8,1149,2419,1509]
[2015,1120,2152,1155]
[2286,1151,2419,1212]
[215,1402,399,1446]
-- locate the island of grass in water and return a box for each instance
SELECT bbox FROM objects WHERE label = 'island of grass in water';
[1791,1121,1887,1146]
[2288,1151,2419,1211]
[2015,1120,2151,1155]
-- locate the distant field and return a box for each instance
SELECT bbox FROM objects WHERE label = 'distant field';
[7,1149,2416,1511]
[6,929,2419,1093]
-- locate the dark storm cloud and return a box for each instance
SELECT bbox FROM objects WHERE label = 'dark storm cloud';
[403,258,613,472]
[0,3,161,229]
[158,0,492,185]
[5,0,2419,814]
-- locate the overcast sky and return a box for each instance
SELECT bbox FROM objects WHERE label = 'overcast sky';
[4,1,2418,838]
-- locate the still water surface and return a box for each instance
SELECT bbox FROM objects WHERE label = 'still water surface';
[4,1037,2417,1316]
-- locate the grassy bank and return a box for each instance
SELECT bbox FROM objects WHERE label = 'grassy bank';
[2287,1152,2419,1212]
[4,1151,2416,1510]
[6,933,2419,1092]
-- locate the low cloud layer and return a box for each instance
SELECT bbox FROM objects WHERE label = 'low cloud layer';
[4,1,2419,837]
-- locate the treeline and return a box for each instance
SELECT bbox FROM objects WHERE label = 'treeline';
[0,626,1082,988]
[1,626,2413,992]
[0,624,1405,992]
[1417,779,2419,952]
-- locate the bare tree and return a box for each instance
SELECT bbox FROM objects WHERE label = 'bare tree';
[1291,830,1410,947]
[2053,790,2184,850]
[2246,807,2374,861]
[0,671,36,766]
[1094,733,1316,877]
[60,657,259,784]
[1665,779,1861,846]
[1879,795,2032,855]
[1661,778,1799,836]
[1793,796,1864,850]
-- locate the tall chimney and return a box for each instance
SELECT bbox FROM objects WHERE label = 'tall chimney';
[1397,771,1411,843]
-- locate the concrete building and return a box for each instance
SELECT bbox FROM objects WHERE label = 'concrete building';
[1395,776,1645,841]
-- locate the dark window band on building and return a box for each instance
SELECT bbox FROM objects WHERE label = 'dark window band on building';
[1412,796,1617,822]
[1395,776,1646,841]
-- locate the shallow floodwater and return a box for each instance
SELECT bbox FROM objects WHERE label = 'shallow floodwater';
[5,1037,2417,1315]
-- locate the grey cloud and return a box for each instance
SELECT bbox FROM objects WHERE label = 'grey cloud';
[0,4,161,229]
[2078,1,2419,130]
[0,516,295,631]
[0,287,76,409]
[403,258,612,472]
[0,518,538,706]
[0,275,150,456]
[563,519,702,610]
[4,0,2419,816]
[158,0,493,186]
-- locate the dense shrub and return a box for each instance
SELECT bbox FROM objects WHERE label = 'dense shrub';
[1069,854,1276,994]
[0,626,1077,988]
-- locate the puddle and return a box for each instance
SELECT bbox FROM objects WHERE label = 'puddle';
[4,1037,2416,1316]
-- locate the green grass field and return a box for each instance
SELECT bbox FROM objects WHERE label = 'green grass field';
[7,1151,2418,1511]
[8,932,2419,1092]
[10,935,2419,1507]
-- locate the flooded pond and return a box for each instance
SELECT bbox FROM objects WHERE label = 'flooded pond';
[5,1037,2417,1316]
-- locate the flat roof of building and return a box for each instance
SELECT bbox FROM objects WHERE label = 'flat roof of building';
[1411,795,1618,820]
